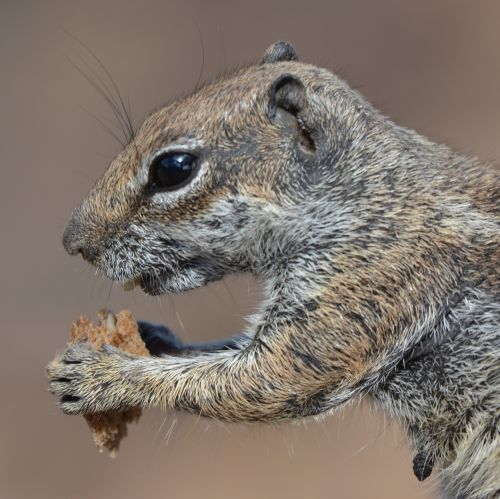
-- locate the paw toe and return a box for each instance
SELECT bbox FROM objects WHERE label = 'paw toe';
[47,360,81,381]
[61,343,95,364]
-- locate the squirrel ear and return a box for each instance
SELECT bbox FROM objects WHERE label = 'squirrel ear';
[267,74,306,120]
[260,41,298,65]
[267,74,316,152]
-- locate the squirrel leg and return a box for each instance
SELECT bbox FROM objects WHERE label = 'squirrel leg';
[48,318,340,421]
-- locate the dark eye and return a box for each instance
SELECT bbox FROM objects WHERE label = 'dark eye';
[148,152,198,191]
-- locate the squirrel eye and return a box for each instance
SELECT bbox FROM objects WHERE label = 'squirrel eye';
[149,152,198,191]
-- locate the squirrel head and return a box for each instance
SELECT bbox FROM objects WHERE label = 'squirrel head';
[63,41,381,294]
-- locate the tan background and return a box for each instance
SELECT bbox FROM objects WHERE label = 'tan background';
[1,1,499,498]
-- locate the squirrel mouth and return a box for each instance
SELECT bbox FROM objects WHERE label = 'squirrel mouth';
[120,271,178,296]
[119,258,224,296]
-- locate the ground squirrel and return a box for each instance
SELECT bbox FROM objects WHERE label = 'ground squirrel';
[48,42,499,498]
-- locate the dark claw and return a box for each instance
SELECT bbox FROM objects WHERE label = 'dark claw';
[61,394,80,404]
[412,451,434,481]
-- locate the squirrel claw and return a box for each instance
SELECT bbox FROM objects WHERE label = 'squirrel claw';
[412,451,434,481]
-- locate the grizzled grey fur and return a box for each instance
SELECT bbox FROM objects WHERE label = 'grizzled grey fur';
[48,42,499,498]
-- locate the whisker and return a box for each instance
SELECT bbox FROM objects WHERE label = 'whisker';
[174,305,186,336]
[61,27,136,142]
[77,104,126,147]
[163,415,177,448]
[66,57,131,144]
[153,414,168,446]
[126,91,142,166]
[191,17,205,92]
[72,51,130,135]
[106,279,114,303]
[222,279,236,307]
[91,108,125,133]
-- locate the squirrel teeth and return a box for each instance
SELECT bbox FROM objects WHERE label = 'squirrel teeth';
[122,277,141,292]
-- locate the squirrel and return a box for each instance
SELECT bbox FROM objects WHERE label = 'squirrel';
[48,42,499,498]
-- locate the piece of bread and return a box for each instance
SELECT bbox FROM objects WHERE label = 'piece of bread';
[69,309,149,457]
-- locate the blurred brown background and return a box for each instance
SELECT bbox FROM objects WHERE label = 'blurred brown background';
[1,1,499,498]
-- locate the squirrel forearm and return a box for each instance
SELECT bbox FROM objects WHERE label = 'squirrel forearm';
[121,332,337,422]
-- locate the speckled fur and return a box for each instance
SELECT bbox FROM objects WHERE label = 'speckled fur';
[48,43,499,498]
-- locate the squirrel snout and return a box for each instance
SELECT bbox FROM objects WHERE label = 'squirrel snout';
[62,211,99,262]
[62,213,84,256]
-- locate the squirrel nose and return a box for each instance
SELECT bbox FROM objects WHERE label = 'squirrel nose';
[63,210,102,263]
[62,211,85,256]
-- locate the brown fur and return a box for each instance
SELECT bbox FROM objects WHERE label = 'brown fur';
[49,42,499,498]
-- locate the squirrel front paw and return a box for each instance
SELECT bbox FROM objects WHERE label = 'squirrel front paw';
[47,343,134,415]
